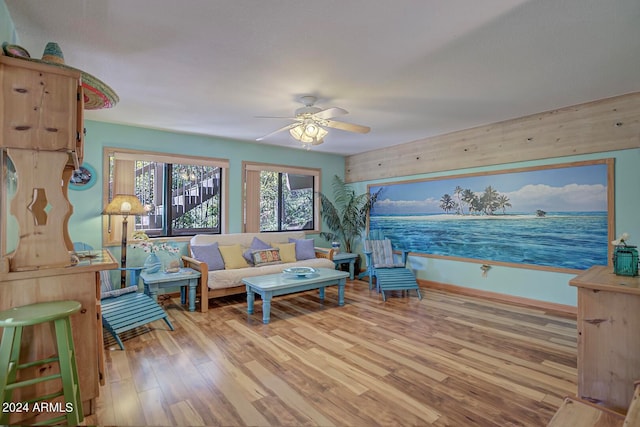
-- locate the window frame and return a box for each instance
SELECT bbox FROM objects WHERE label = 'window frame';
[102,147,229,245]
[242,161,321,234]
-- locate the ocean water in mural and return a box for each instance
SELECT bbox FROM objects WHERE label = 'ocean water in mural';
[368,162,610,270]
[369,212,608,270]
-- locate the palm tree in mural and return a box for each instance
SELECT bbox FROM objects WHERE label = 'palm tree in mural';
[496,194,512,214]
[462,189,478,215]
[454,185,464,214]
[480,185,500,215]
[439,194,456,213]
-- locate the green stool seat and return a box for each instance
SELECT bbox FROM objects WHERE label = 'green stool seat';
[0,300,84,426]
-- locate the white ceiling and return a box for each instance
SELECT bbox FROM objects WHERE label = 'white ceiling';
[5,0,640,156]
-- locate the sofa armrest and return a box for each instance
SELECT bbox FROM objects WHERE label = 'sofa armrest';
[314,247,335,261]
[182,255,210,313]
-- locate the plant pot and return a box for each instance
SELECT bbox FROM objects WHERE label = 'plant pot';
[353,254,362,277]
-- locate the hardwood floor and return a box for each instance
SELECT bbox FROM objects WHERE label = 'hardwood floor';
[85,280,577,426]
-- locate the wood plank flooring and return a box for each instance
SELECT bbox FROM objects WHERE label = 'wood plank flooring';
[85,280,577,426]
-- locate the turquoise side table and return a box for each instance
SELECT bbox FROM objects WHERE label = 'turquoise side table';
[332,252,358,280]
[140,268,201,312]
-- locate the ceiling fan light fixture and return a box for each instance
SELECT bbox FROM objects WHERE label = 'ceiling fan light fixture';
[289,123,328,148]
[304,122,318,137]
[257,95,368,149]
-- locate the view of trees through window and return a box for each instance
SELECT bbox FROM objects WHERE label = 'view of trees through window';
[107,155,222,236]
[136,162,221,236]
[260,171,314,231]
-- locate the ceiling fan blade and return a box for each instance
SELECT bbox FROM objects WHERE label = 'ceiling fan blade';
[313,107,348,120]
[256,122,301,141]
[324,119,370,134]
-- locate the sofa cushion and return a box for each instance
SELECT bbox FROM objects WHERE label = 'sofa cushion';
[289,238,316,260]
[273,242,296,263]
[191,243,225,271]
[206,258,336,290]
[219,244,250,269]
[251,248,282,266]
[243,237,272,265]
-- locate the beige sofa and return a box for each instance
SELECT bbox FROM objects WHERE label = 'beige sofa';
[182,231,335,312]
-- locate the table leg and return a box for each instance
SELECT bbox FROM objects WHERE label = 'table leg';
[319,286,325,300]
[188,279,197,312]
[348,260,355,280]
[246,285,255,314]
[180,286,186,305]
[262,291,272,324]
[338,278,345,306]
[147,284,159,302]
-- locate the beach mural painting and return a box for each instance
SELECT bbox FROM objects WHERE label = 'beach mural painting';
[368,159,613,271]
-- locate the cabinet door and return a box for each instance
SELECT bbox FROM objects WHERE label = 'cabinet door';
[578,288,640,411]
[0,57,79,151]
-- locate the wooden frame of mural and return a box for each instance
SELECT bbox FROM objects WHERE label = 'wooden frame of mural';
[367,159,614,273]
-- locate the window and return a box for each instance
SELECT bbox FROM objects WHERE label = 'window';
[243,162,320,233]
[104,149,228,240]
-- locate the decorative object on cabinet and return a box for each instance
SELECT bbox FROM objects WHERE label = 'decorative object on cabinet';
[69,163,97,190]
[102,194,146,288]
[611,233,638,277]
[2,41,118,109]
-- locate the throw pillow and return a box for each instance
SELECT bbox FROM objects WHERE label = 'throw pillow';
[251,248,282,266]
[272,242,296,263]
[190,243,225,271]
[218,244,250,269]
[243,237,272,264]
[289,238,316,260]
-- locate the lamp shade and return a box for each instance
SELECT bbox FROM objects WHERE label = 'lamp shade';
[102,194,146,216]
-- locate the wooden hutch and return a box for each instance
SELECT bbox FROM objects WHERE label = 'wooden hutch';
[0,54,116,422]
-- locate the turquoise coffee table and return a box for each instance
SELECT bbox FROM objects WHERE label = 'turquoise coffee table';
[242,267,349,324]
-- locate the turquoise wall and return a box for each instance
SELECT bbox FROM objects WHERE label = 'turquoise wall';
[0,1,17,44]
[350,149,640,307]
[68,120,345,249]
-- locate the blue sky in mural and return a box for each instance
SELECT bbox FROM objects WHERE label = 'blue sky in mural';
[370,164,608,215]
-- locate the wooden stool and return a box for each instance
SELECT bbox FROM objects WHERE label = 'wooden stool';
[0,301,84,425]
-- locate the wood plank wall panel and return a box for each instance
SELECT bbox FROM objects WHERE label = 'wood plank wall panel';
[345,92,640,183]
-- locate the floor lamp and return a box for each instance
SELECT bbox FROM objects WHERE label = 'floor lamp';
[102,194,146,288]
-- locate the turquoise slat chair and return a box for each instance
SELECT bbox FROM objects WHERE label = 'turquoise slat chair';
[362,232,422,301]
[99,269,174,350]
[74,243,174,349]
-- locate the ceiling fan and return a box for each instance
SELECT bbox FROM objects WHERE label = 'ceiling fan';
[256,95,370,149]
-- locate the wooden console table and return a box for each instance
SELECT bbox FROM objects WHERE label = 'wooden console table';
[569,265,640,412]
[0,250,117,423]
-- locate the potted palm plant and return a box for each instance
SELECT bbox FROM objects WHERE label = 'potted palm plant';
[318,175,381,273]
